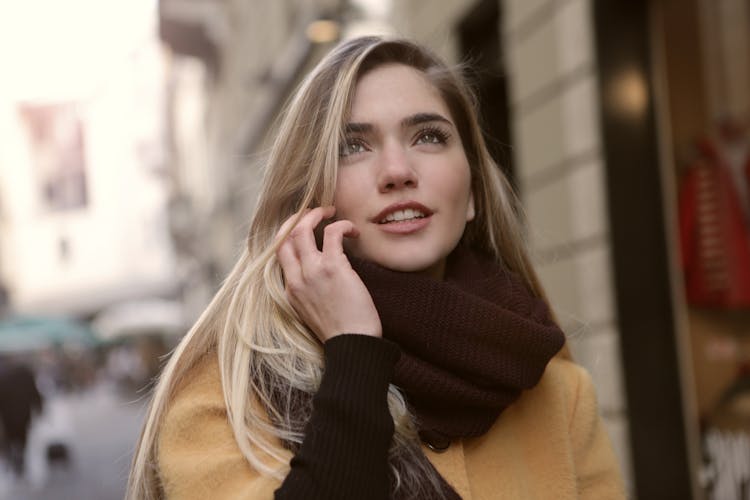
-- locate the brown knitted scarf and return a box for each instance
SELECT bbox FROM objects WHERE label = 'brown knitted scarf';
[349,245,566,447]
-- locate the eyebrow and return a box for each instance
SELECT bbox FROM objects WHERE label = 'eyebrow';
[344,112,453,134]
[401,112,453,129]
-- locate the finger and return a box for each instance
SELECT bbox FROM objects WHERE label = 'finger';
[275,238,302,287]
[289,206,335,259]
[275,210,309,246]
[322,219,359,256]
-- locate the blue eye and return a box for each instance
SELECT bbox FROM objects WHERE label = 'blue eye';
[340,139,368,157]
[415,127,450,145]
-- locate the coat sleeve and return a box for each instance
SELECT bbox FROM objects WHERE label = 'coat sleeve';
[568,364,627,499]
[157,353,284,499]
[157,335,400,500]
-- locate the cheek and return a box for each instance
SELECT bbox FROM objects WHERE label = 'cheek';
[448,166,473,217]
[333,171,364,218]
[466,189,476,221]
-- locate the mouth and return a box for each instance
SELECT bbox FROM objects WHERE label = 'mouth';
[379,208,428,224]
[372,202,433,224]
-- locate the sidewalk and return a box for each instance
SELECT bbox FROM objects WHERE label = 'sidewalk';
[0,380,146,500]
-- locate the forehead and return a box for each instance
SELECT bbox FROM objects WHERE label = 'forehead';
[349,63,450,123]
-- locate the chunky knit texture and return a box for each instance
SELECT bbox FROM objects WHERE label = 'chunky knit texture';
[350,246,566,442]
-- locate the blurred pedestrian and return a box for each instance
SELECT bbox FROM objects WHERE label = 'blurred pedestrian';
[0,358,43,476]
[128,37,625,499]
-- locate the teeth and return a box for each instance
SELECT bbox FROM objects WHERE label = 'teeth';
[380,208,426,223]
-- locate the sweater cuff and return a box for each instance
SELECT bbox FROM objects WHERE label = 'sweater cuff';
[322,334,400,396]
[277,335,400,500]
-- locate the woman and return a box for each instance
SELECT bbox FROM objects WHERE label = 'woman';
[127,36,625,499]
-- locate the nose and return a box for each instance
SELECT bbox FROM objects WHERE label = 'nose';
[377,141,418,193]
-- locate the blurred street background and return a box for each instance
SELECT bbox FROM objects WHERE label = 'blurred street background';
[0,0,749,499]
[0,377,146,499]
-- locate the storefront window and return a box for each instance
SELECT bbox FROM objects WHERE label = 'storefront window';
[656,0,750,496]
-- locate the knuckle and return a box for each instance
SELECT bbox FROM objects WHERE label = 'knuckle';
[319,260,337,278]
[276,240,290,253]
[285,279,303,295]
[302,263,322,281]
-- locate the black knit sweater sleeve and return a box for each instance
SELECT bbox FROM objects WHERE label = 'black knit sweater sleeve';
[274,334,400,500]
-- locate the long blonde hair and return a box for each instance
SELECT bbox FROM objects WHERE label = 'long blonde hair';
[127,36,560,499]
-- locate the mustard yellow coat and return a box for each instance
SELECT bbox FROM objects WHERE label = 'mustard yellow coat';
[157,353,626,499]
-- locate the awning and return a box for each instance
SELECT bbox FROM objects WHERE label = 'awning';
[92,298,187,342]
[0,316,99,353]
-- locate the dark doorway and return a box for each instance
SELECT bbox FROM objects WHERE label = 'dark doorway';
[457,0,516,192]
[593,1,693,498]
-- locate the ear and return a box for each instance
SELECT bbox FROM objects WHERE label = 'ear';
[466,190,476,222]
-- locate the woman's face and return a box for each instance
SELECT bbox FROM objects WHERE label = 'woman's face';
[334,63,474,278]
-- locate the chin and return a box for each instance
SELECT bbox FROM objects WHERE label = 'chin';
[377,259,434,273]
[362,247,450,277]
[346,238,461,276]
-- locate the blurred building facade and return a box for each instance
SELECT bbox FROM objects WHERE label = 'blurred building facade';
[0,3,177,318]
[160,0,351,321]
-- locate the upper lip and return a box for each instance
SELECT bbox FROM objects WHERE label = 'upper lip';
[371,201,433,223]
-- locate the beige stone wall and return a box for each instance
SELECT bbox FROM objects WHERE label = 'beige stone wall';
[390,0,473,62]
[204,0,316,271]
[166,0,340,279]
[390,0,634,492]
[503,0,632,491]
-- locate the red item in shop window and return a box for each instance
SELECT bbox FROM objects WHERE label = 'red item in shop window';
[678,139,750,309]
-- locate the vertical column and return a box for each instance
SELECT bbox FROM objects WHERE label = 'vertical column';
[502,0,633,492]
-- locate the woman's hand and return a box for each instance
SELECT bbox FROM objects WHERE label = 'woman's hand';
[276,206,382,342]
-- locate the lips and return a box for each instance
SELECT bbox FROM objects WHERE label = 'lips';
[371,201,433,224]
